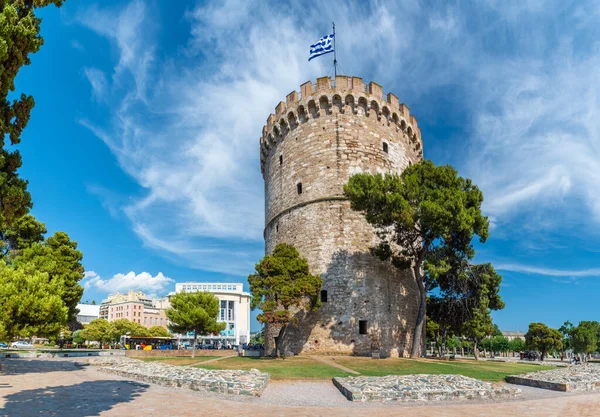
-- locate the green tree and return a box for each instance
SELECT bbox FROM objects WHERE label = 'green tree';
[558,320,574,355]
[525,322,563,361]
[427,259,504,359]
[344,160,488,358]
[107,319,149,343]
[2,214,45,256]
[148,326,172,338]
[0,1,63,250]
[13,232,85,322]
[80,318,111,348]
[166,292,225,358]
[571,321,600,359]
[0,261,67,340]
[248,243,322,357]
[509,338,525,353]
[72,329,84,346]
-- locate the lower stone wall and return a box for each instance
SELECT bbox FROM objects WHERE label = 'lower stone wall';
[333,374,520,402]
[505,365,600,392]
[90,357,269,396]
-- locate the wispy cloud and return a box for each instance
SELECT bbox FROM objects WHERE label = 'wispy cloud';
[496,263,600,277]
[83,67,107,100]
[82,270,174,294]
[74,0,600,276]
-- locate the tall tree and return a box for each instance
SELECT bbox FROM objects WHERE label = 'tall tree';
[525,322,563,361]
[571,321,600,360]
[0,0,63,247]
[558,320,574,356]
[248,243,322,358]
[13,232,84,321]
[80,318,111,348]
[427,257,504,359]
[344,160,488,358]
[166,292,225,358]
[0,260,67,340]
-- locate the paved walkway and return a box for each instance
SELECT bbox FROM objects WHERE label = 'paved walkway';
[1,358,599,416]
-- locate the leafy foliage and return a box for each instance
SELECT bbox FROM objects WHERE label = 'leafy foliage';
[0,1,84,341]
[571,321,600,356]
[344,160,489,358]
[0,260,67,340]
[148,325,172,338]
[525,322,563,361]
[166,291,225,358]
[248,243,322,357]
[13,232,85,322]
[80,319,111,346]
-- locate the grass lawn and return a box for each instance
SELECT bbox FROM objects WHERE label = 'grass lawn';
[138,356,221,366]
[194,356,354,380]
[333,357,555,382]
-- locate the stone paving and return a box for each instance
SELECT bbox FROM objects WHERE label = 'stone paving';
[333,374,521,402]
[506,364,600,392]
[88,356,269,396]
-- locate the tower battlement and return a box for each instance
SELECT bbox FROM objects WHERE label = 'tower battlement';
[260,76,423,175]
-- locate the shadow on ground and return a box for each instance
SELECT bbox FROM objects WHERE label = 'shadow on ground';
[0,359,85,375]
[0,380,148,417]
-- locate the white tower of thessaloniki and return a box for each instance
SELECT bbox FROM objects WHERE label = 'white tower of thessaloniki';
[259,76,424,357]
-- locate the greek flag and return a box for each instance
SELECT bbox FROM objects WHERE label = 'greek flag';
[309,33,334,61]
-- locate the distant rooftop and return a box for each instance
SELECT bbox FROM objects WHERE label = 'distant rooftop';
[77,304,100,316]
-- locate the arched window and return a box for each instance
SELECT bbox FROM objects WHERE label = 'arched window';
[383,142,388,153]
[279,155,283,165]
[297,183,303,195]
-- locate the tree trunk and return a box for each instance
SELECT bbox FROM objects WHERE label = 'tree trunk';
[192,330,197,359]
[410,264,427,359]
[474,341,480,360]
[441,329,447,357]
[274,324,287,358]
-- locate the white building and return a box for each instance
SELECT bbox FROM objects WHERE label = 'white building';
[76,304,100,324]
[174,282,251,346]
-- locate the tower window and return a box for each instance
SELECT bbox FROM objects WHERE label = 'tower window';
[279,155,283,165]
[297,183,302,194]
[383,142,388,153]
[359,320,368,335]
[276,224,279,232]
[320,290,328,303]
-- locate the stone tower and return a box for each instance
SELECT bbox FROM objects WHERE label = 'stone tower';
[260,76,424,357]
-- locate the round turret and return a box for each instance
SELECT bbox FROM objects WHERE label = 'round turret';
[260,76,423,357]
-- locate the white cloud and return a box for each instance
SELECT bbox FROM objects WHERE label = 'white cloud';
[74,0,600,274]
[83,270,174,294]
[83,67,107,100]
[496,263,600,277]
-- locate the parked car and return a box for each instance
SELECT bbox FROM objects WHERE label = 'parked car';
[10,341,34,349]
[0,342,8,349]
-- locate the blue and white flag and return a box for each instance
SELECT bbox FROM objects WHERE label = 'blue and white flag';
[309,33,334,61]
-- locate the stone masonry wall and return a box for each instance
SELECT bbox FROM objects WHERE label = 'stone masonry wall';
[260,76,423,357]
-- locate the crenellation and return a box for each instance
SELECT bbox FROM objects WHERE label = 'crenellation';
[286,90,298,107]
[316,76,331,92]
[300,81,313,99]
[275,101,286,116]
[259,77,423,174]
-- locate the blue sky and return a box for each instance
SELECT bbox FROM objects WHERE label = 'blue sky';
[16,0,600,332]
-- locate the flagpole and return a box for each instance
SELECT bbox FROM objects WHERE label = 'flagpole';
[332,22,337,78]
